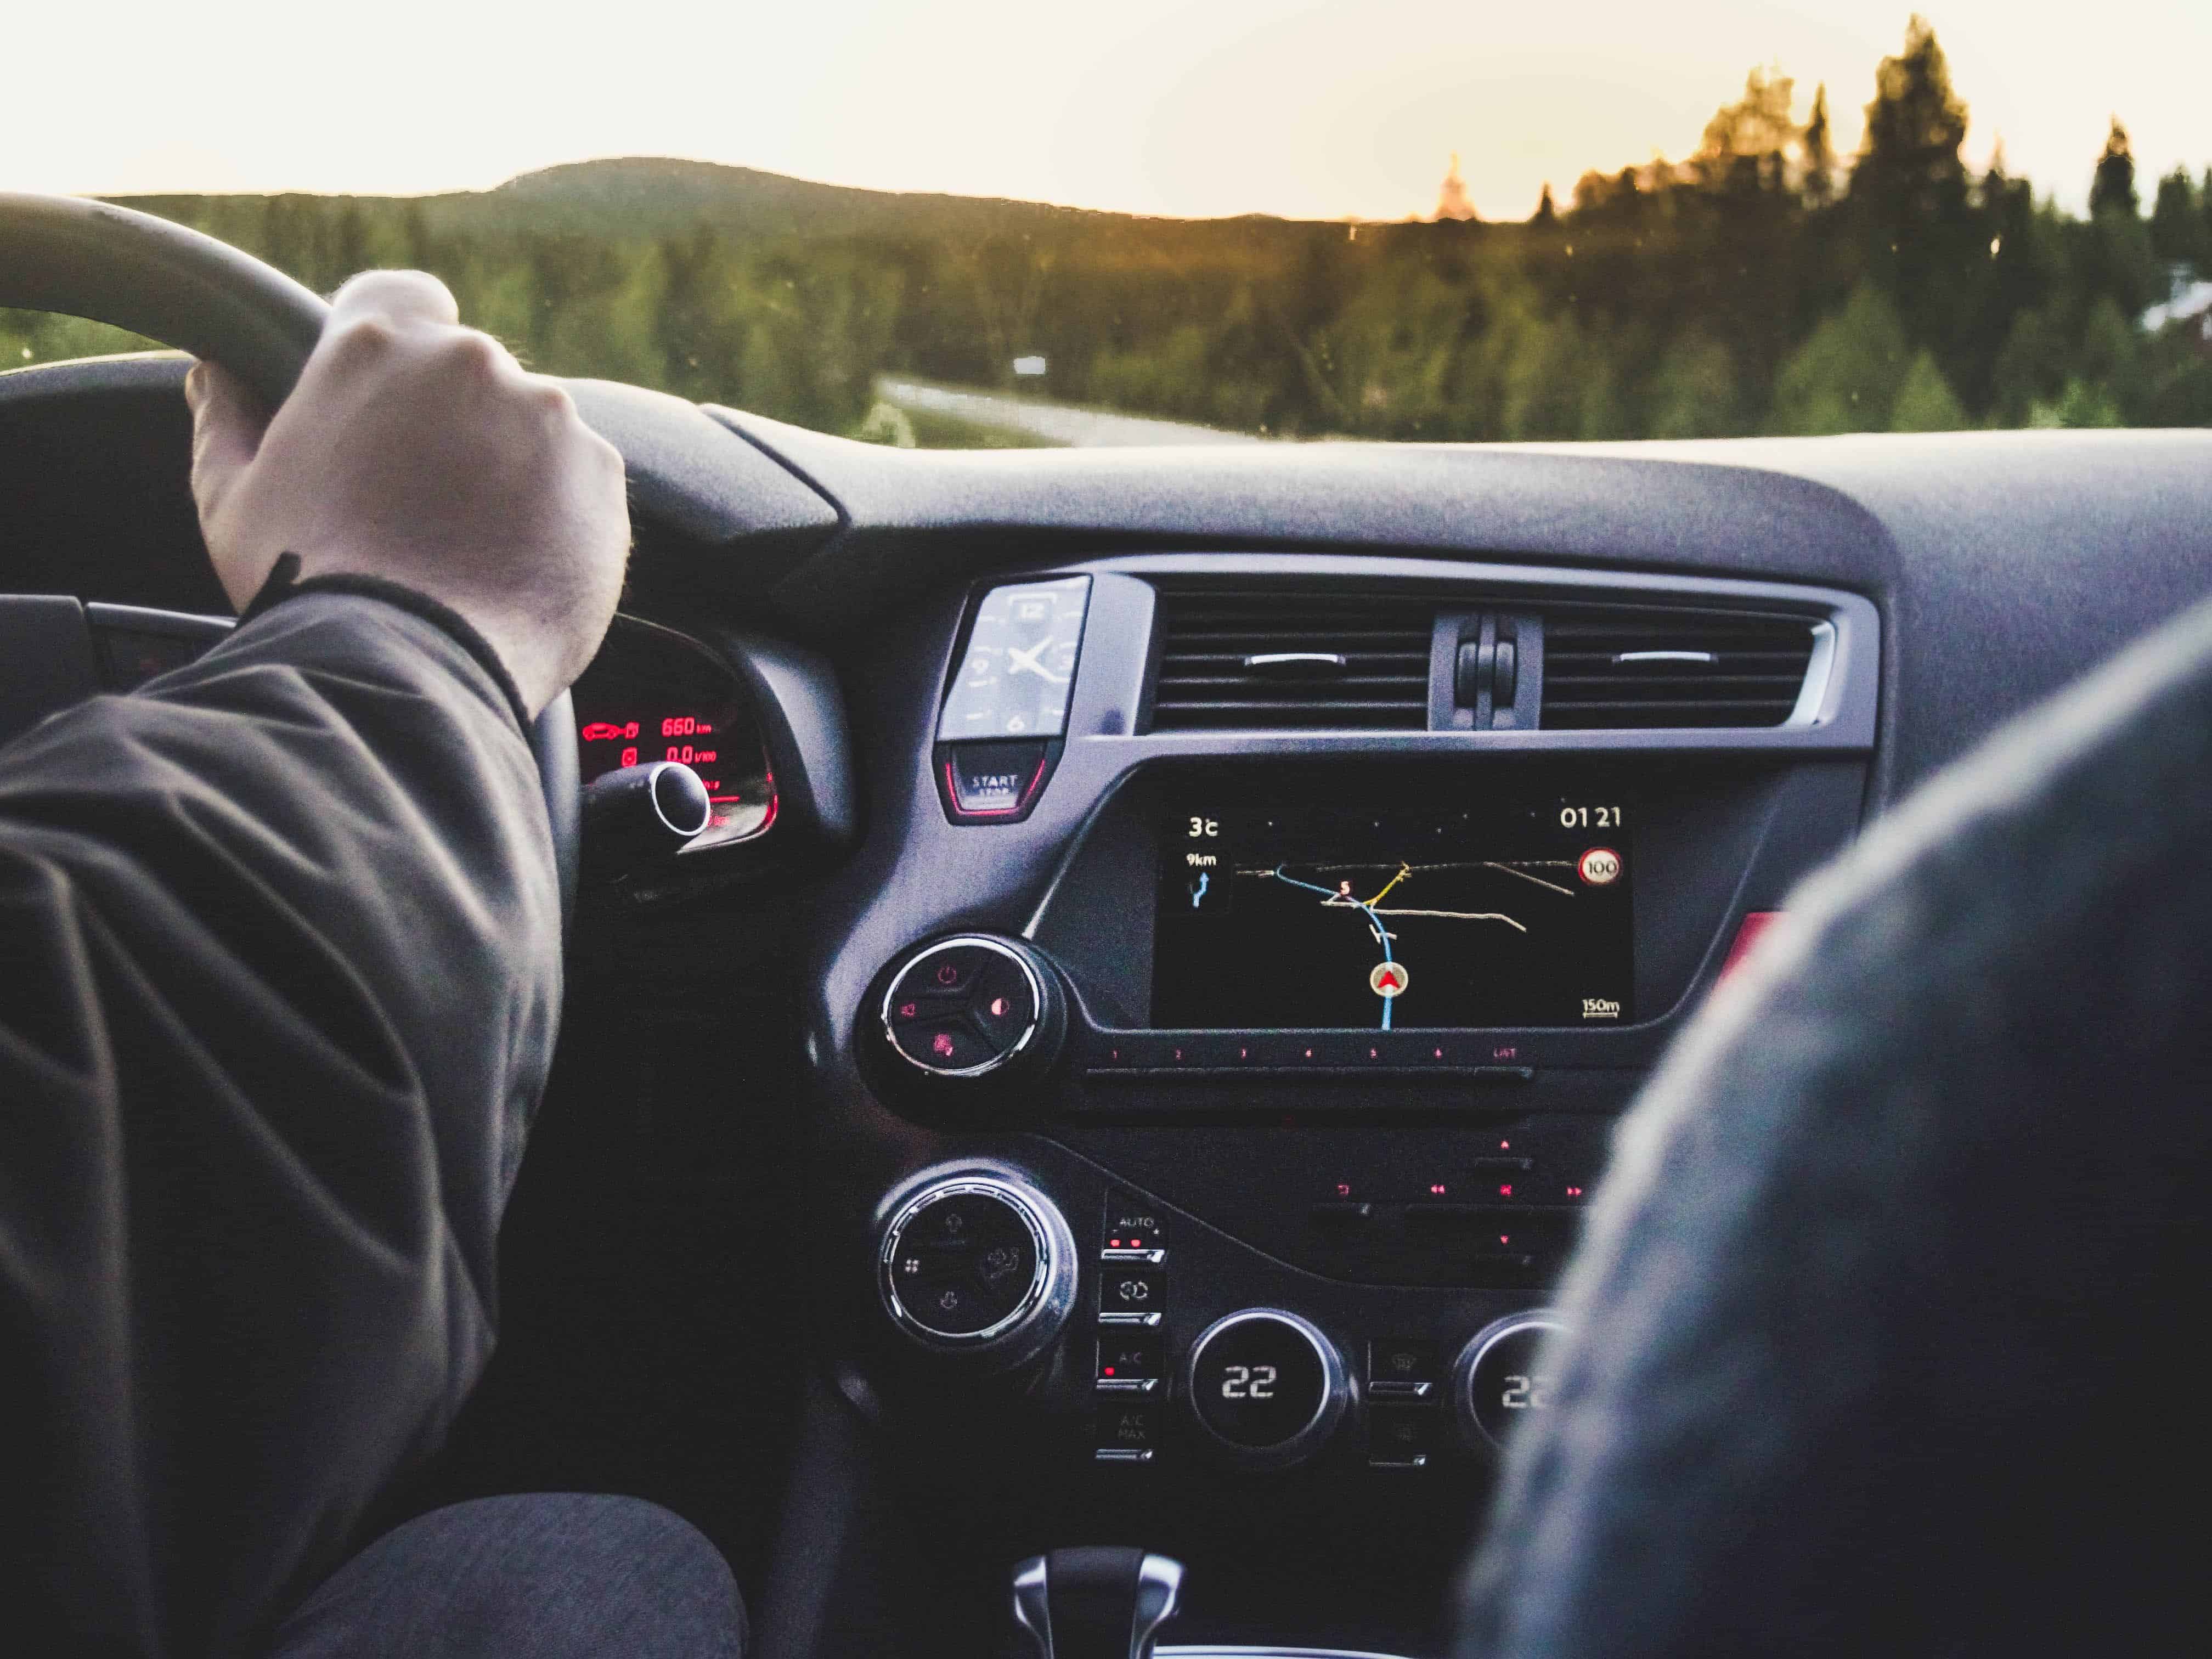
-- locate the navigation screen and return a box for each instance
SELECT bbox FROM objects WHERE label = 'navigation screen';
[1152,797,1632,1029]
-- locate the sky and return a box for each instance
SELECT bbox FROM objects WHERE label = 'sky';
[10,2,2208,222]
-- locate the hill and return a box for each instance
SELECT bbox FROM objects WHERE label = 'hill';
[115,156,1281,251]
[444,155,1108,241]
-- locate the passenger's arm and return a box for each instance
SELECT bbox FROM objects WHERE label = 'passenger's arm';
[1454,602,2212,1658]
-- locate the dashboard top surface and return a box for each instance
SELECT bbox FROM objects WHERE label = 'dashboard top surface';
[8,350,2212,811]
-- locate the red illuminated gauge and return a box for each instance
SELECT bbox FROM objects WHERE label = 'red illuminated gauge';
[568,618,777,852]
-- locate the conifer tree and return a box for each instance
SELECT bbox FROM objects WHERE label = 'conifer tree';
[2148,168,2207,270]
[2090,119,2139,218]
[1801,84,1835,207]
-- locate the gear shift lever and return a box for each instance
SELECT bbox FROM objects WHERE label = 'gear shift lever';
[1011,1548,1184,1659]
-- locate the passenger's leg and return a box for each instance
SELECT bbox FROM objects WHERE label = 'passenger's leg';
[266,1493,744,1658]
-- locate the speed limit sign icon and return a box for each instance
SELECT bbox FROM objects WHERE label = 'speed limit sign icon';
[1577,847,1622,885]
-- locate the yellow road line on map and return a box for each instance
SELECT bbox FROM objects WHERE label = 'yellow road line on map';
[1364,863,1412,907]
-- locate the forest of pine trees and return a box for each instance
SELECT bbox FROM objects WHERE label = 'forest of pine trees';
[7,17,2210,442]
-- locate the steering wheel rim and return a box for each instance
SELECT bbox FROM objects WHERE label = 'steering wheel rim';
[0,191,581,925]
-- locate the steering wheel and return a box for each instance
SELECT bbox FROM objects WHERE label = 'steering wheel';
[0,191,581,921]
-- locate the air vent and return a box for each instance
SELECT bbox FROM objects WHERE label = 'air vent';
[1541,604,1819,730]
[1149,588,1434,730]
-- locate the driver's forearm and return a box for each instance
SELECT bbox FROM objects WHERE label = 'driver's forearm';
[0,592,560,1659]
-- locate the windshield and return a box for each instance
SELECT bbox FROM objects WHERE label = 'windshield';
[8,4,2209,444]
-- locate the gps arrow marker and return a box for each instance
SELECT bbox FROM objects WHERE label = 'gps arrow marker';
[1370,962,1409,998]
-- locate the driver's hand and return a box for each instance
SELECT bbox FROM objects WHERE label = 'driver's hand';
[184,270,628,718]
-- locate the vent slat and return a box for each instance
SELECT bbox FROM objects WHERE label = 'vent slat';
[1149,586,1435,731]
[1544,676,1806,691]
[1541,603,1816,730]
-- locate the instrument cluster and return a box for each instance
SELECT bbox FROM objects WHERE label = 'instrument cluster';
[571,616,776,851]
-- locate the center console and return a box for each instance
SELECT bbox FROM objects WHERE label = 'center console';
[798,551,1880,1650]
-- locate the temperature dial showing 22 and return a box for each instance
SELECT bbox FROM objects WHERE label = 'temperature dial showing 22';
[1454,1311,1570,1452]
[879,935,1065,1080]
[1185,1308,1351,1470]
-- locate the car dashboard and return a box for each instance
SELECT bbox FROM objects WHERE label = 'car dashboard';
[4,353,2211,1657]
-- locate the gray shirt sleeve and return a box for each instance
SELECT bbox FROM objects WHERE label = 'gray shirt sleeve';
[0,593,561,1659]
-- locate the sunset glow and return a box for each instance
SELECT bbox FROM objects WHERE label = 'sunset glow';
[8,1,2205,220]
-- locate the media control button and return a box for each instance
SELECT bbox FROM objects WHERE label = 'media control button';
[1404,1202,1484,1237]
[1308,1200,1374,1228]
[1471,1208,1573,1257]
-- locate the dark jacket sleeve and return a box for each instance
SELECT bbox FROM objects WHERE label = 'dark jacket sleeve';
[0,593,561,1659]
[1453,600,2212,1657]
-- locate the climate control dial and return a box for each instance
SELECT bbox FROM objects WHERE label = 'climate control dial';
[1453,1310,1570,1452]
[877,1170,1076,1372]
[1184,1308,1351,1470]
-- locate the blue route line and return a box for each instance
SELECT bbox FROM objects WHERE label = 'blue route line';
[1271,866,1396,1030]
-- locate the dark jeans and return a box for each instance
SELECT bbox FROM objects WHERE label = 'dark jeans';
[266,1494,745,1658]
